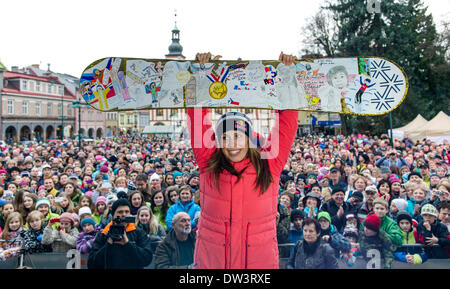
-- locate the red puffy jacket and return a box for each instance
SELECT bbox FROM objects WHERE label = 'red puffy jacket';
[188,108,298,269]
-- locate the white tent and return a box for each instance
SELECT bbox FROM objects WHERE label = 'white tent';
[392,114,428,140]
[407,111,450,144]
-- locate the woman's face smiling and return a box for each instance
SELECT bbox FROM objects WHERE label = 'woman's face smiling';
[221,131,249,163]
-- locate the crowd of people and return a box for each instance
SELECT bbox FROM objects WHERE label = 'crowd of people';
[0,130,448,269]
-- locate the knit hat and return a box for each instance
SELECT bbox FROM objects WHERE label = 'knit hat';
[100,165,109,173]
[391,198,408,212]
[364,213,381,232]
[351,191,364,202]
[389,174,401,184]
[117,191,128,200]
[0,169,7,175]
[0,199,7,207]
[380,166,391,175]
[78,206,92,217]
[80,217,96,228]
[85,191,93,197]
[111,198,131,216]
[317,211,332,224]
[215,111,254,146]
[150,173,160,182]
[106,194,118,207]
[36,198,51,209]
[60,212,75,225]
[421,204,438,218]
[290,209,306,222]
[396,210,412,225]
[331,186,346,195]
[408,171,422,180]
[96,196,107,206]
[173,171,183,178]
[72,213,80,223]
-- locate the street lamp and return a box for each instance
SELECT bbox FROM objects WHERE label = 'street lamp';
[72,99,89,149]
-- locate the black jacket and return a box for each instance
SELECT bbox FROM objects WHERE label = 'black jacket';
[87,223,153,269]
[417,220,450,259]
[320,200,353,232]
[154,229,196,269]
[286,239,338,269]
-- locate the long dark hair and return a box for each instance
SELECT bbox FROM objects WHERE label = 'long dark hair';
[207,147,273,194]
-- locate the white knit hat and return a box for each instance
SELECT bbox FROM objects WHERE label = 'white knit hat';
[150,173,160,182]
[78,206,92,217]
[391,198,408,212]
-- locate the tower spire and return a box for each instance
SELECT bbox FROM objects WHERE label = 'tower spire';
[166,8,185,60]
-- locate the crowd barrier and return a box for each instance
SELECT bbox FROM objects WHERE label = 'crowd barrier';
[0,245,448,269]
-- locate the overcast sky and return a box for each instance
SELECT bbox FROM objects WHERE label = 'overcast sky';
[0,0,448,78]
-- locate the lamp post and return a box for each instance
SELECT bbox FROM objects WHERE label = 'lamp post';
[72,99,89,149]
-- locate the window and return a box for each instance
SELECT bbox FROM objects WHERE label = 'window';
[22,80,28,91]
[35,102,41,115]
[97,112,102,121]
[88,111,94,121]
[119,114,124,125]
[22,101,29,115]
[170,109,178,116]
[36,82,41,92]
[58,103,63,116]
[7,100,14,114]
[47,83,52,94]
[215,108,223,114]
[58,86,64,96]
[47,103,53,115]
[127,114,132,124]
[67,104,72,116]
[245,109,253,114]
[156,109,164,116]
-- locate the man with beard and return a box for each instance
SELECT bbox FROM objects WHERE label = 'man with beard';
[154,212,196,269]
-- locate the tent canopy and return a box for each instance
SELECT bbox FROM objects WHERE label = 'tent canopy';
[392,114,428,140]
[407,111,450,143]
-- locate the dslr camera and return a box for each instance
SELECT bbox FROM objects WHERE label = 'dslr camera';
[107,216,135,242]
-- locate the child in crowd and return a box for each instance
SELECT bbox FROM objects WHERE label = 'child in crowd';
[78,206,93,222]
[340,225,361,267]
[394,211,427,265]
[92,196,107,224]
[42,212,79,253]
[165,186,179,206]
[438,202,450,232]
[389,198,409,222]
[99,194,117,228]
[128,191,146,216]
[0,201,15,231]
[317,211,351,257]
[406,182,429,222]
[289,209,305,248]
[359,213,396,269]
[1,212,25,250]
[53,193,75,214]
[135,206,166,238]
[76,217,101,254]
[417,204,450,259]
[34,198,60,230]
[22,210,52,254]
[75,195,96,215]
[18,192,37,222]
[302,191,321,218]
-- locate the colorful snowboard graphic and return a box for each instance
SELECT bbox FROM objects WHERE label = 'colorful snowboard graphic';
[80,57,408,115]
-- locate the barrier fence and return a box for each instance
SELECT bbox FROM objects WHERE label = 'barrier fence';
[0,244,448,269]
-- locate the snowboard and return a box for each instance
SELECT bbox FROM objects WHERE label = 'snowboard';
[80,56,408,116]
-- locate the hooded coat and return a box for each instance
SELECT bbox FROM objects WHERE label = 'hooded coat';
[188,108,298,269]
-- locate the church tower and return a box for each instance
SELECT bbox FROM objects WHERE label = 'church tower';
[165,10,185,60]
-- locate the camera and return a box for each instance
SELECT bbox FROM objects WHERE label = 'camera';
[436,190,444,196]
[107,216,135,242]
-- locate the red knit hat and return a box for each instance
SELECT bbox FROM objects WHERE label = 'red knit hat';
[364,213,381,232]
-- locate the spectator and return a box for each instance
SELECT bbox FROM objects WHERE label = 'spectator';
[317,211,351,256]
[76,217,101,254]
[302,192,321,219]
[394,211,428,265]
[340,225,361,268]
[87,198,153,269]
[359,213,396,269]
[416,204,450,259]
[154,212,196,269]
[42,212,78,253]
[1,212,25,250]
[438,202,450,232]
[286,218,338,269]
[21,210,52,254]
[320,186,352,232]
[165,185,200,232]
[92,196,107,224]
[389,198,408,222]
[406,182,429,222]
[289,209,306,248]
